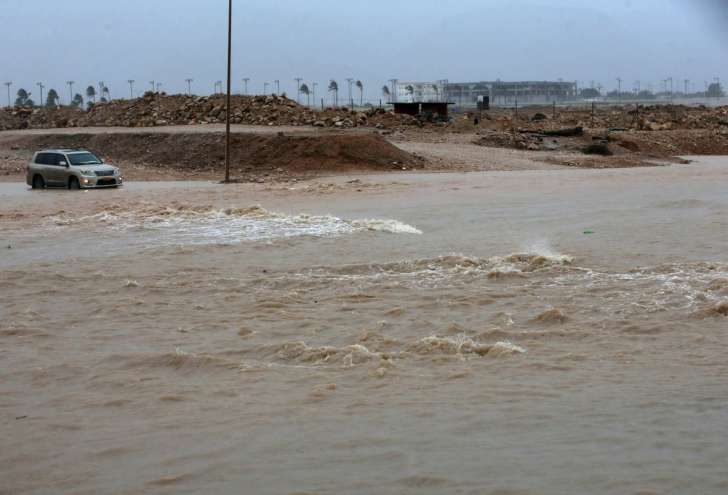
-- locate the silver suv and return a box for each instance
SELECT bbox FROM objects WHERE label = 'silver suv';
[27,149,123,189]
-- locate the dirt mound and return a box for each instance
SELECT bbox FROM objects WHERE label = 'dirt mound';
[0,93,423,132]
[474,125,728,165]
[10,131,423,178]
[0,106,85,130]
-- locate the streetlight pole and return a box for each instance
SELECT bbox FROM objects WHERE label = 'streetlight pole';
[150,80,155,93]
[346,78,353,107]
[66,81,74,105]
[274,79,280,95]
[312,82,318,107]
[186,78,193,96]
[294,77,302,103]
[616,77,621,101]
[128,80,135,99]
[4,82,11,107]
[264,82,269,95]
[224,0,232,184]
[243,78,249,95]
[37,82,44,107]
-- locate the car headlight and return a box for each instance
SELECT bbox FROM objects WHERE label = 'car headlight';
[81,169,96,177]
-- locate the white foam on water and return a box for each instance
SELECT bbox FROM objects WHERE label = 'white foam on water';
[48,205,422,246]
[415,334,526,357]
[349,219,423,235]
[517,239,574,264]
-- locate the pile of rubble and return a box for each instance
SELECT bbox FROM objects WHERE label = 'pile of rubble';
[0,106,85,130]
[0,93,423,131]
[475,105,728,133]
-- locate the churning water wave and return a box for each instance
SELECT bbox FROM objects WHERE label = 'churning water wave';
[48,205,422,245]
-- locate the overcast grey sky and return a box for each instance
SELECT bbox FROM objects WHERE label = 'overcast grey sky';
[1,0,725,101]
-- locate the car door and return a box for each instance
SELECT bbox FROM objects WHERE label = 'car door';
[46,153,68,186]
[33,153,54,185]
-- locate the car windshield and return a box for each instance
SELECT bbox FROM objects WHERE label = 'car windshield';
[68,152,102,165]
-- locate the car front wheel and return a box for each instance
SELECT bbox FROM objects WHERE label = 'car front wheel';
[69,177,80,190]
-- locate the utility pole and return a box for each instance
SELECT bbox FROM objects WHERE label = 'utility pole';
[616,77,622,101]
[294,77,303,103]
[98,81,105,101]
[667,77,673,103]
[274,79,280,95]
[242,78,249,95]
[37,82,44,107]
[66,81,75,105]
[186,78,193,95]
[264,82,269,95]
[150,80,155,93]
[312,82,318,107]
[224,0,232,184]
[4,82,11,107]
[128,80,135,99]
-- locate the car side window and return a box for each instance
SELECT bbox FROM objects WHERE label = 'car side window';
[35,153,49,165]
[52,154,66,166]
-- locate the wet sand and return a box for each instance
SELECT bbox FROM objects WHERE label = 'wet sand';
[1,157,728,494]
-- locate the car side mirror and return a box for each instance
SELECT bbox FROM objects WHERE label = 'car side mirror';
[59,161,68,167]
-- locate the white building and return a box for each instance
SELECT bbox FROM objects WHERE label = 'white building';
[392,82,445,103]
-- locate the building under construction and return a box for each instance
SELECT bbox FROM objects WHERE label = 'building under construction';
[391,80,577,107]
[445,81,578,105]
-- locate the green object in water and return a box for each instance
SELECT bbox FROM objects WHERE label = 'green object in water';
[583,230,595,235]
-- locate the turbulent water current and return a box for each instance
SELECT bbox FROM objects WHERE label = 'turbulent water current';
[1,158,728,494]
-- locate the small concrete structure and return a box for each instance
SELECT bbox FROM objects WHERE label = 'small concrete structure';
[392,101,452,118]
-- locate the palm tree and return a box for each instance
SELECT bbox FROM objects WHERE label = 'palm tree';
[299,83,311,107]
[71,93,84,107]
[86,86,96,103]
[382,85,390,103]
[15,88,31,107]
[102,86,110,101]
[45,88,59,107]
[328,80,339,107]
[405,84,415,102]
[356,80,364,106]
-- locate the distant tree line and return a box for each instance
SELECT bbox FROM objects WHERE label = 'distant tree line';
[12,83,111,109]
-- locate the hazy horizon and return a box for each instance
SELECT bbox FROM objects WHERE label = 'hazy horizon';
[2,0,726,103]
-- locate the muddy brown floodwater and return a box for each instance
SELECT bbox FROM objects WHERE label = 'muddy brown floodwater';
[1,157,728,495]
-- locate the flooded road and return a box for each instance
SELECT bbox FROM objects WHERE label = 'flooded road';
[2,157,728,494]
